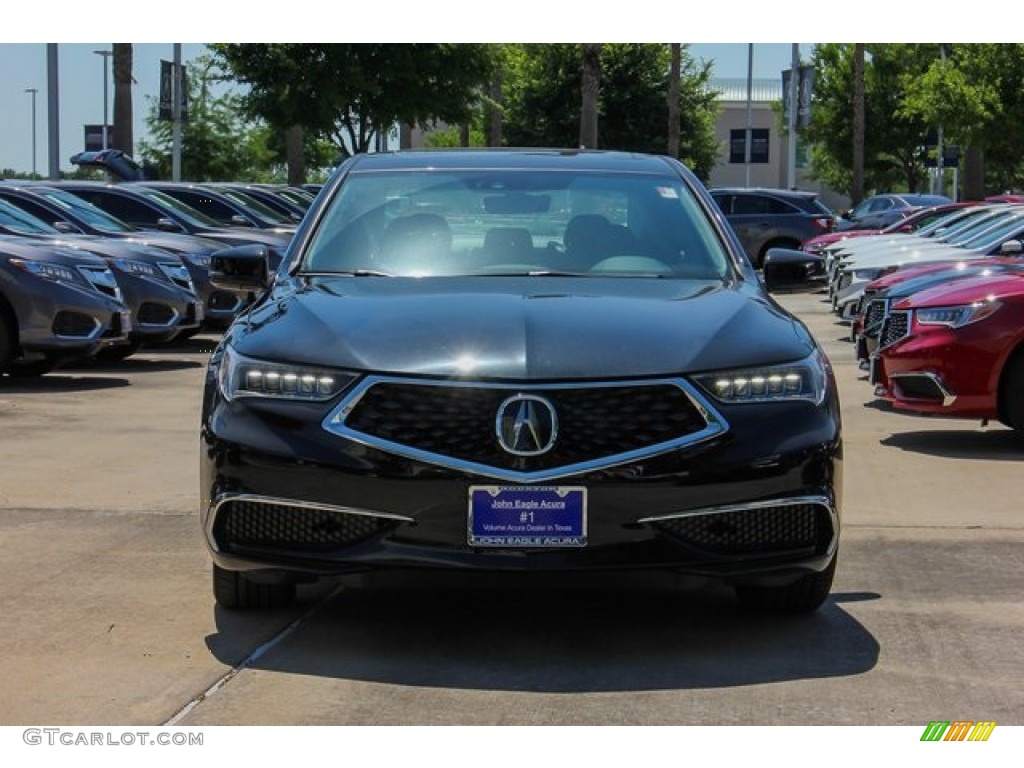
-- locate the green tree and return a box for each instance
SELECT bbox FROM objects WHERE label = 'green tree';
[804,44,935,196]
[138,56,277,181]
[900,44,1024,194]
[211,44,496,173]
[502,44,719,180]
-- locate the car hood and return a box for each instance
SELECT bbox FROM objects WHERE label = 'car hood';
[844,242,976,271]
[0,236,108,267]
[116,232,226,255]
[230,276,815,379]
[884,263,1023,299]
[200,228,293,249]
[24,235,183,265]
[871,257,1020,290]
[894,271,1024,309]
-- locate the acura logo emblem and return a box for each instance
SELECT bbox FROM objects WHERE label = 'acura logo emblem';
[495,394,558,456]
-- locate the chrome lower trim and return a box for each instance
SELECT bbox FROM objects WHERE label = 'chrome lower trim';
[321,375,730,483]
[204,492,415,554]
[53,315,103,341]
[137,306,179,328]
[889,372,957,407]
[637,494,839,558]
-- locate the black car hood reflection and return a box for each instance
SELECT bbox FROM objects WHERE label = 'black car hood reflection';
[233,276,813,379]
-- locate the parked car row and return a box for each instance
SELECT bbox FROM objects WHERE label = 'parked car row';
[810,201,1024,433]
[0,169,309,378]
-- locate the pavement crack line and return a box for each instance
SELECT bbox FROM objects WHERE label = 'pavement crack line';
[162,581,346,726]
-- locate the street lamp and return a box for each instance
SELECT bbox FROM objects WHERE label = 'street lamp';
[93,48,113,150]
[25,87,38,177]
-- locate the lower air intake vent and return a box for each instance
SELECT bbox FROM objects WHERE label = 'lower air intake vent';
[52,311,97,337]
[651,502,832,556]
[213,499,396,554]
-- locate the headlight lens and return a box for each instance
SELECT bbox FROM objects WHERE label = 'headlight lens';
[183,253,212,269]
[113,258,160,277]
[694,351,828,405]
[217,345,356,401]
[916,300,1002,328]
[9,259,79,283]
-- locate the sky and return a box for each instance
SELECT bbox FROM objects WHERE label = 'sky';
[0,1,1003,177]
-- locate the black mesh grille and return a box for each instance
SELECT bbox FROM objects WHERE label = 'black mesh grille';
[880,311,910,348]
[214,500,395,554]
[51,311,96,337]
[863,299,888,334]
[137,302,175,325]
[344,382,709,472]
[209,291,240,311]
[892,375,946,401]
[651,503,831,556]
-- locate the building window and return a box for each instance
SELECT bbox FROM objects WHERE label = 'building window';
[729,129,769,164]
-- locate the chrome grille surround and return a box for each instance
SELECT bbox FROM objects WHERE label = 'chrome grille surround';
[323,375,730,483]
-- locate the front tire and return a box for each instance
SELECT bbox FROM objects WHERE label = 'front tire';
[213,565,296,610]
[999,350,1024,432]
[735,555,837,614]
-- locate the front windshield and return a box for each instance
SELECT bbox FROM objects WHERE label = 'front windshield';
[939,210,1019,245]
[137,188,222,228]
[302,169,732,280]
[220,189,293,225]
[916,207,992,237]
[0,198,59,235]
[956,214,1024,250]
[37,188,136,233]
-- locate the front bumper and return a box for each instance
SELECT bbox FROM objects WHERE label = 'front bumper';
[875,321,1005,418]
[200,375,842,585]
[7,275,130,361]
[116,273,203,344]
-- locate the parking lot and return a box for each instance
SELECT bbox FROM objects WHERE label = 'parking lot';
[0,288,1022,726]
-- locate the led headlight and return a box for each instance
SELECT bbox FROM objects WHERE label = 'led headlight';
[183,253,212,269]
[112,258,160,277]
[9,259,79,283]
[694,351,828,405]
[217,345,356,402]
[915,300,1002,328]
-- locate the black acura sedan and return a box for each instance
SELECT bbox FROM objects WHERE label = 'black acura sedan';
[202,150,841,613]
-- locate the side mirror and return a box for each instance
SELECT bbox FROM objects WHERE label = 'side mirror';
[156,217,184,233]
[762,248,825,291]
[52,220,78,234]
[209,244,279,293]
[999,239,1023,255]
[230,214,255,228]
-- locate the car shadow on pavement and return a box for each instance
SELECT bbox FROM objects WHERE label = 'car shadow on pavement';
[0,374,130,392]
[143,337,221,355]
[67,358,205,374]
[206,581,880,693]
[881,428,1024,460]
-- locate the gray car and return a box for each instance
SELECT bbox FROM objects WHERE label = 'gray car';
[711,188,836,267]
[0,237,130,377]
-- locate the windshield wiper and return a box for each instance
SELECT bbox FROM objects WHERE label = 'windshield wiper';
[300,269,394,277]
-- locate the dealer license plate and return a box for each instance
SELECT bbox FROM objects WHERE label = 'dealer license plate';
[468,486,587,548]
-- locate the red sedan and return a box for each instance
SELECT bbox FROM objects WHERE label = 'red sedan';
[872,271,1024,429]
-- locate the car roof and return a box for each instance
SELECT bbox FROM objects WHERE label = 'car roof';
[347,149,676,174]
[709,187,819,200]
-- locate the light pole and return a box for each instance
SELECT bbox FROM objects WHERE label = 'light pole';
[93,48,113,149]
[25,87,38,177]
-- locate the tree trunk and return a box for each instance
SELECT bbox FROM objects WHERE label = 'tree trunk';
[667,43,681,158]
[962,146,985,200]
[487,69,503,147]
[285,124,306,185]
[579,44,602,149]
[112,43,133,155]
[460,123,470,147]
[851,43,865,205]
